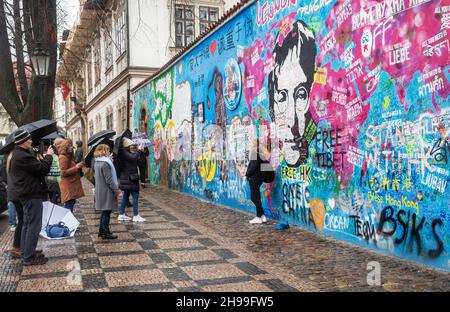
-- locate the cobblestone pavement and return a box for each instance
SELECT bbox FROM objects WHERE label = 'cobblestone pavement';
[0,180,448,292]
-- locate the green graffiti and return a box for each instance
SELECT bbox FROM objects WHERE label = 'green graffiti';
[153,68,175,128]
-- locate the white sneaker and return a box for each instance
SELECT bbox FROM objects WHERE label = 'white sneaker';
[10,225,16,232]
[133,215,146,223]
[118,214,131,221]
[261,215,268,223]
[249,217,262,224]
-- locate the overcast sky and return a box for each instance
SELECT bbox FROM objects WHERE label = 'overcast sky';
[58,0,80,34]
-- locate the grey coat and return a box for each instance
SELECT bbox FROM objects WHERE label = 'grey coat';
[93,160,119,212]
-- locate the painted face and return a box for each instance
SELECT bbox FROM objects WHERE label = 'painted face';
[273,48,310,166]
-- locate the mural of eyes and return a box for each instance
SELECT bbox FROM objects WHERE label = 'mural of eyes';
[294,86,309,112]
[274,90,288,114]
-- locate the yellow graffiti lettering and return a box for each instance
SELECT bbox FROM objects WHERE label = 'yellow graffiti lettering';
[314,67,328,85]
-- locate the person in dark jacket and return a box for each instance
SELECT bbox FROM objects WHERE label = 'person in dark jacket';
[245,139,270,224]
[138,146,149,187]
[117,138,146,222]
[74,140,84,164]
[10,130,54,265]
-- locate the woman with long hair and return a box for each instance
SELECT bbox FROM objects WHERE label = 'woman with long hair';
[93,144,119,239]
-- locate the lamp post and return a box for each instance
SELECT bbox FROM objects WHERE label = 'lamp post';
[30,42,50,120]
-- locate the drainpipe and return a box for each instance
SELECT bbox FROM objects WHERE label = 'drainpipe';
[126,0,131,130]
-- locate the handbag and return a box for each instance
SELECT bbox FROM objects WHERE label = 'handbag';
[44,204,72,238]
[46,222,70,238]
[129,173,140,181]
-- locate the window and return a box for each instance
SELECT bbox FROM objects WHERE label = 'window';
[104,27,113,70]
[95,114,102,132]
[86,50,93,94]
[115,5,126,57]
[94,41,101,85]
[175,4,195,47]
[89,120,94,137]
[199,6,219,34]
[106,106,114,129]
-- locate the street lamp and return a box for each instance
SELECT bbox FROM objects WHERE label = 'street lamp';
[30,42,50,119]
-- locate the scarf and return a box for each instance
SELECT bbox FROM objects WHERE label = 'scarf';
[95,156,118,187]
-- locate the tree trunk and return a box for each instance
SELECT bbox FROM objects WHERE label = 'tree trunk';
[0,0,57,126]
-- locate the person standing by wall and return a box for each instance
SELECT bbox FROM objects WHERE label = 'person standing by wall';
[54,138,84,212]
[246,138,273,224]
[74,140,84,164]
[138,145,149,188]
[117,138,146,222]
[10,130,53,265]
[93,144,119,239]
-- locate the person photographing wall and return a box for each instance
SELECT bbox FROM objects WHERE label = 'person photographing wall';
[246,137,274,224]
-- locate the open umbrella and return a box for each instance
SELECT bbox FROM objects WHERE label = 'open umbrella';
[113,129,132,154]
[88,129,116,146]
[84,137,114,168]
[132,131,152,148]
[18,119,58,145]
[40,201,80,240]
[41,131,66,142]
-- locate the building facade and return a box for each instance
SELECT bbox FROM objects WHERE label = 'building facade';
[0,104,17,142]
[57,0,234,146]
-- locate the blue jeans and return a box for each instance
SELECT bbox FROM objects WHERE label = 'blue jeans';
[100,211,111,229]
[64,199,76,212]
[120,190,139,216]
[20,198,43,262]
[8,201,16,226]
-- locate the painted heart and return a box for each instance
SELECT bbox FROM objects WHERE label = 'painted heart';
[310,199,326,230]
[210,40,217,56]
[328,197,336,210]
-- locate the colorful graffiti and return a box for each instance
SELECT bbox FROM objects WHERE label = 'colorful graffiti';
[133,0,450,271]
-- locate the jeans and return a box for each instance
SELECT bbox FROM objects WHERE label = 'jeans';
[8,201,16,226]
[120,190,139,216]
[100,211,111,229]
[20,199,43,262]
[64,199,76,212]
[12,201,23,249]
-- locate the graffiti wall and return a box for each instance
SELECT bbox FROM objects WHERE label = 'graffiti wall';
[132,0,450,271]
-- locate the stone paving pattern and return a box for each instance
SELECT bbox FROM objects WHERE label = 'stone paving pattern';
[0,180,448,292]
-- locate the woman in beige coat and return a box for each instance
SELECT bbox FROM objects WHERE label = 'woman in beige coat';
[54,138,84,211]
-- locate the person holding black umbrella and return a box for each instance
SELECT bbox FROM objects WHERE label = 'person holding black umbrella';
[9,130,54,265]
[117,138,146,222]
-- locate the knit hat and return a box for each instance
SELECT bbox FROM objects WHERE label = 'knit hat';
[14,130,31,145]
[122,137,134,148]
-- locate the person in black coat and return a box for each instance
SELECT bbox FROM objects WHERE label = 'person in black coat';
[9,130,54,265]
[74,141,84,164]
[246,139,271,224]
[117,138,146,223]
[138,146,149,187]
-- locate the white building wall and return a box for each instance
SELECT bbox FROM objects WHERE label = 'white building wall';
[128,0,165,68]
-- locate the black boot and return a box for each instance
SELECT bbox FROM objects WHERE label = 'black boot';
[98,227,105,237]
[102,227,118,240]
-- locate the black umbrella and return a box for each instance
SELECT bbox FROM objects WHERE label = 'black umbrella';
[0,133,15,155]
[113,129,132,154]
[41,131,66,142]
[84,137,114,168]
[88,129,116,146]
[18,119,58,145]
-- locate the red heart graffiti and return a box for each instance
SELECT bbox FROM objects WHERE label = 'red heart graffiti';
[210,41,217,56]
